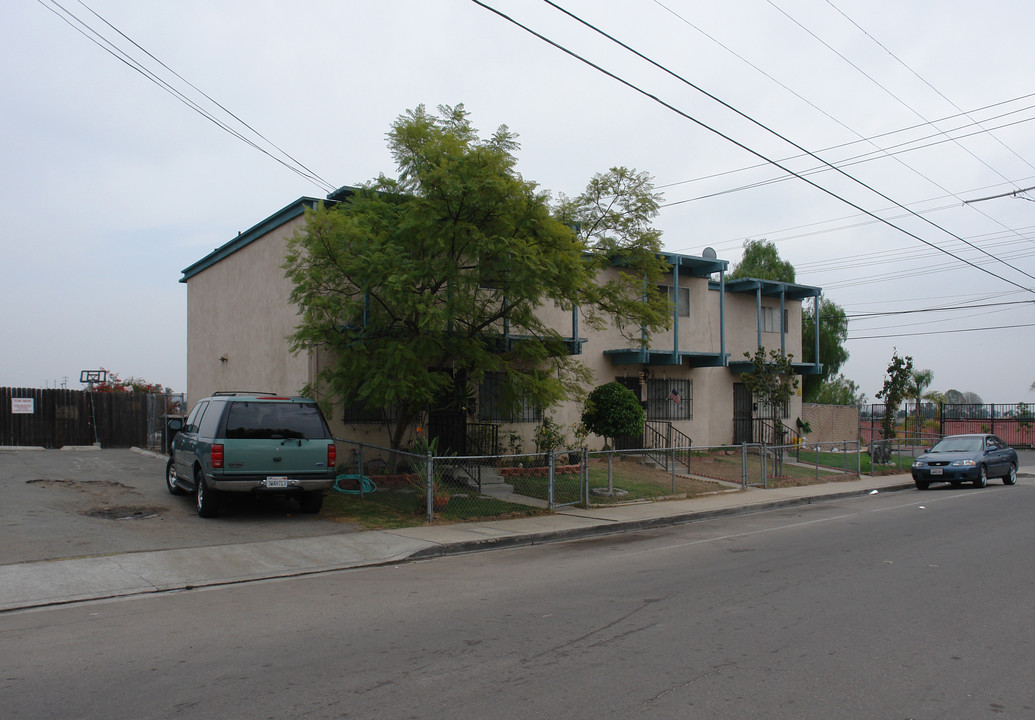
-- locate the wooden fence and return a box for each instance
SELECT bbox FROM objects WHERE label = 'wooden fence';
[0,387,148,449]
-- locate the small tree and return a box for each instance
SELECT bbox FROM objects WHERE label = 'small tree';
[740,347,799,437]
[875,350,914,441]
[581,381,645,495]
[740,347,799,475]
[581,381,645,449]
[906,368,935,441]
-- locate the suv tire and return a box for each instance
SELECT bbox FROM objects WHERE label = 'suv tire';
[299,491,324,514]
[196,468,220,518]
[166,459,188,496]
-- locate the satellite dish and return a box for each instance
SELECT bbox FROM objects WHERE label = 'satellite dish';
[702,247,717,259]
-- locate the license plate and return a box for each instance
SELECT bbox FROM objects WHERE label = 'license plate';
[265,476,289,488]
[931,468,943,476]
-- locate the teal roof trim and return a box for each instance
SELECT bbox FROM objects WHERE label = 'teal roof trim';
[722,277,821,300]
[728,360,824,376]
[605,349,728,368]
[179,197,325,283]
[664,253,727,278]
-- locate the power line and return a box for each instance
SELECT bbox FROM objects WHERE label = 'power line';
[848,321,1035,341]
[37,0,336,194]
[845,299,1035,319]
[513,0,1035,291]
[824,0,1035,178]
[655,0,1035,252]
[765,0,1035,257]
[660,110,1035,211]
[656,90,1035,192]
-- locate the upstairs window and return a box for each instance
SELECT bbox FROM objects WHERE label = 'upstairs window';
[761,307,788,333]
[657,284,690,317]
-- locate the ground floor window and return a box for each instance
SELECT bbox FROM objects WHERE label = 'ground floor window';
[342,393,401,424]
[755,398,790,420]
[478,372,541,423]
[646,378,692,420]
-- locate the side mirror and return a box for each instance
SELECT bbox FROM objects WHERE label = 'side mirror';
[167,419,183,431]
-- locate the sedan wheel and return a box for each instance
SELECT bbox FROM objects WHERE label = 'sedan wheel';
[914,478,929,490]
[166,459,187,496]
[974,465,987,488]
[1004,463,1018,486]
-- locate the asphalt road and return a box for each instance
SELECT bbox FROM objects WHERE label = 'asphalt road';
[2,481,1033,719]
[0,449,355,563]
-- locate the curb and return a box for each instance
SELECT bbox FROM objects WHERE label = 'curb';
[0,482,917,613]
[407,483,917,560]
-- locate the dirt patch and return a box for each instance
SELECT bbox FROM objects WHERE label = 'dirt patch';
[81,505,167,521]
[27,478,133,491]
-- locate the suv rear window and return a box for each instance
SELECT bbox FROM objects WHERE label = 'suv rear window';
[223,402,330,440]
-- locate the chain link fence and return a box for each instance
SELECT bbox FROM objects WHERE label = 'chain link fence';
[144,392,186,453]
[330,437,864,523]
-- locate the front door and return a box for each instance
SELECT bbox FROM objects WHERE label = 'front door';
[733,383,753,445]
[427,371,468,456]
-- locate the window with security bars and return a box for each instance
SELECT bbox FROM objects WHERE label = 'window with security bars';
[646,379,692,420]
[478,372,542,423]
[756,398,790,420]
[342,394,401,424]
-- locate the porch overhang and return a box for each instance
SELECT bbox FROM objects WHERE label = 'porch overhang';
[728,360,825,376]
[604,349,728,368]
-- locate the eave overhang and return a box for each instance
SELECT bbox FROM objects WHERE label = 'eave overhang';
[605,349,728,368]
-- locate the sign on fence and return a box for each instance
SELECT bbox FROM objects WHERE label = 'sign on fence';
[11,398,34,414]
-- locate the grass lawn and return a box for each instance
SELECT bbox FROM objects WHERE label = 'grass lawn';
[321,488,547,528]
[508,458,730,505]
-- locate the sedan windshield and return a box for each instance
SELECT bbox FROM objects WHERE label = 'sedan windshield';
[930,437,982,453]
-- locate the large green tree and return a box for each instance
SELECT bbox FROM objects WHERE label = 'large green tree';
[728,239,851,400]
[728,239,795,282]
[809,373,866,406]
[284,104,670,449]
[802,299,849,400]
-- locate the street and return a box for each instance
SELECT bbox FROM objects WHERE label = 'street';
[2,482,1033,719]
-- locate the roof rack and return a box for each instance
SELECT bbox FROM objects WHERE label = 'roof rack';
[211,391,278,397]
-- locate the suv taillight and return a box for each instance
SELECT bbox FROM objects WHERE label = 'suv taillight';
[211,443,224,469]
[327,443,336,468]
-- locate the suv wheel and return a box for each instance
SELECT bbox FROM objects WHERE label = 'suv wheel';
[195,468,220,518]
[1004,463,1017,486]
[166,459,187,496]
[974,465,987,488]
[299,491,324,514]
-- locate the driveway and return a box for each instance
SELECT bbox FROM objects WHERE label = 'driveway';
[0,448,358,565]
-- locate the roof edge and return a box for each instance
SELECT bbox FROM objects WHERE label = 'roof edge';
[179,196,325,283]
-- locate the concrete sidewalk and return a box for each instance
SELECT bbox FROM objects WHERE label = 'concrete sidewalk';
[0,474,916,612]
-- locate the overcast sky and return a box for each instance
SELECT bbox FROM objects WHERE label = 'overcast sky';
[3,0,1034,404]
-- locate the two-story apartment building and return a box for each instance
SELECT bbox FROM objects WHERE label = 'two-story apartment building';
[180,191,823,450]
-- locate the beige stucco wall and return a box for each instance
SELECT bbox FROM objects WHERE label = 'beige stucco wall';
[184,216,810,448]
[185,216,312,409]
[802,402,860,443]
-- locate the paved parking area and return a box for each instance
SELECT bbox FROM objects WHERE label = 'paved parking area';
[0,448,357,565]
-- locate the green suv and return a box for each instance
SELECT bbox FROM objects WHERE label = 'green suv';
[166,392,337,517]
